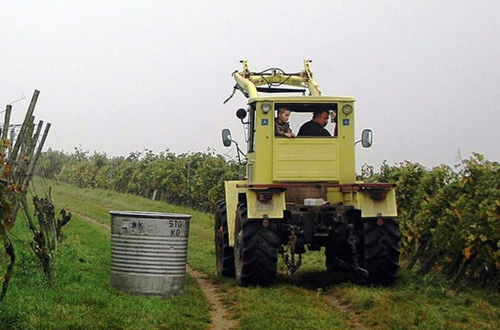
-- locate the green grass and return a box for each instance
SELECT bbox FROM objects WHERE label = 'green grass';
[39,178,351,329]
[1,177,498,329]
[330,270,499,329]
[1,211,209,329]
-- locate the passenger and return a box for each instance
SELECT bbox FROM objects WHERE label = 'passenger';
[297,110,331,137]
[275,107,296,138]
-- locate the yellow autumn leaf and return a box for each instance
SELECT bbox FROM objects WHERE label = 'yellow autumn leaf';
[463,247,472,260]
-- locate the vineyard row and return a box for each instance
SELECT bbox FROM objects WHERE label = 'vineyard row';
[36,149,498,286]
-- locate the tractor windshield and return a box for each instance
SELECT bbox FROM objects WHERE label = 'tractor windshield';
[274,103,338,138]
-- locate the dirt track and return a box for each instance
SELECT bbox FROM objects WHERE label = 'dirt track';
[187,266,238,330]
[322,290,366,330]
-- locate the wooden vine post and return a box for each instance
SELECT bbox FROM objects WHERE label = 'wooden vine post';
[0,90,52,301]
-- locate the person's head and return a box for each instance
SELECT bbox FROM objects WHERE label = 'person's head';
[277,107,292,124]
[312,110,329,127]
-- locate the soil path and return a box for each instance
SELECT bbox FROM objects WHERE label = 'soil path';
[187,266,239,330]
[323,290,366,330]
[76,212,110,231]
[74,212,239,330]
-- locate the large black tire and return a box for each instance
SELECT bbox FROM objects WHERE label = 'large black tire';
[214,200,234,277]
[234,202,279,286]
[363,218,400,284]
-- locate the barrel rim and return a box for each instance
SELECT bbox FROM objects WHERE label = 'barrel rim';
[109,210,191,219]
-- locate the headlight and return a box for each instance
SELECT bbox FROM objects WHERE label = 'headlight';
[342,104,353,115]
[262,102,272,114]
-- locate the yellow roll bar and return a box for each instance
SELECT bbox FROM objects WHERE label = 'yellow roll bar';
[232,60,321,98]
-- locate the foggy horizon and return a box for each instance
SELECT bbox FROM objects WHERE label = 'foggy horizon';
[1,1,499,170]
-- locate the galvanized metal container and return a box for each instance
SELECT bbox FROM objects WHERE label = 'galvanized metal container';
[110,211,191,297]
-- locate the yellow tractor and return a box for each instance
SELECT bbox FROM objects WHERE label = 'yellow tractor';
[216,60,399,286]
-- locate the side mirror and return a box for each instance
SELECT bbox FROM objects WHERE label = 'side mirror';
[222,128,232,147]
[361,129,373,148]
[236,108,247,120]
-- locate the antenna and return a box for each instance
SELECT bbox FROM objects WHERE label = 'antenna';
[1,94,27,115]
[8,93,26,105]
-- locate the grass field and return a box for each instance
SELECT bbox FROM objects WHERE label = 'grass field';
[0,194,209,329]
[1,178,498,329]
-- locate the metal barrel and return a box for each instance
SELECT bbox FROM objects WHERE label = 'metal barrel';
[110,211,191,297]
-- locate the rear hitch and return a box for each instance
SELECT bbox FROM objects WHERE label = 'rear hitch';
[348,223,369,279]
[280,226,303,276]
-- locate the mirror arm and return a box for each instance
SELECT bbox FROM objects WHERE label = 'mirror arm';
[230,139,247,164]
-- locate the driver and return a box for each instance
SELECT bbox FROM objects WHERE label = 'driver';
[297,110,331,137]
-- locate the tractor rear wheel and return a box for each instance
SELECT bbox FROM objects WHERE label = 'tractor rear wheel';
[363,217,400,284]
[214,200,234,277]
[234,202,279,286]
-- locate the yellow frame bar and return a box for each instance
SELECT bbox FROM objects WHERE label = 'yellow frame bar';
[233,60,321,98]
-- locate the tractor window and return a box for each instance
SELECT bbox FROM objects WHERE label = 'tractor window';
[275,103,338,138]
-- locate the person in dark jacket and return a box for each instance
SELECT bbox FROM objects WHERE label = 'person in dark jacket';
[297,110,331,137]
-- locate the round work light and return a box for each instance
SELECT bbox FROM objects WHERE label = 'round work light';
[261,102,272,114]
[342,104,353,115]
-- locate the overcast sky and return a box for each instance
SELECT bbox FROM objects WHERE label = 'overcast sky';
[1,1,499,169]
